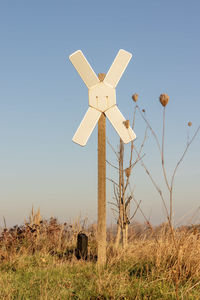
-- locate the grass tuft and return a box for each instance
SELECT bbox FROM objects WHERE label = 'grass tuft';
[1,215,200,299]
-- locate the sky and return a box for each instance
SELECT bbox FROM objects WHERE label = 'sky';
[0,0,199,227]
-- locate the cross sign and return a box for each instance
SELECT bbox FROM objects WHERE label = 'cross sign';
[69,49,136,146]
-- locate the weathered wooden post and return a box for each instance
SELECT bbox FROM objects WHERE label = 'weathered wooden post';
[69,49,136,266]
[97,73,106,266]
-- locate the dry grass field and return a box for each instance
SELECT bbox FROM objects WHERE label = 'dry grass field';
[0,100,199,298]
[0,210,200,299]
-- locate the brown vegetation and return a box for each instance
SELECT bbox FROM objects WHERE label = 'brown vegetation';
[1,210,200,298]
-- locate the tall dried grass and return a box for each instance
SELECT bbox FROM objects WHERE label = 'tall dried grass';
[1,210,200,290]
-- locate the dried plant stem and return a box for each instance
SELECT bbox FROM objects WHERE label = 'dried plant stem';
[171,125,200,189]
[128,184,159,244]
[123,127,148,196]
[161,107,172,221]
[136,105,161,155]
[136,103,200,227]
[162,107,170,192]
[3,217,7,229]
[106,160,119,171]
[130,200,142,220]
[170,125,200,222]
[137,104,171,219]
[115,140,123,249]
[134,146,169,220]
[106,177,119,187]
[184,281,200,295]
[109,106,148,249]
[107,138,119,160]
[131,104,137,129]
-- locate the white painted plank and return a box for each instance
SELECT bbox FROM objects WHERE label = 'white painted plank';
[104,49,132,88]
[105,106,136,144]
[72,107,102,146]
[69,50,99,89]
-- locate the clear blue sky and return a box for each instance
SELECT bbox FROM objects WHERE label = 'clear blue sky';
[0,0,199,227]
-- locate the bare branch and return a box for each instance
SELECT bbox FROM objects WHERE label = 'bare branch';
[136,105,162,155]
[108,201,119,209]
[171,125,200,189]
[110,208,118,221]
[113,184,119,205]
[130,200,142,220]
[131,104,137,130]
[3,216,7,229]
[106,177,119,187]
[123,127,148,195]
[107,138,119,159]
[133,145,170,220]
[133,126,148,166]
[125,196,132,209]
[106,160,119,171]
[128,185,159,244]
[161,107,170,191]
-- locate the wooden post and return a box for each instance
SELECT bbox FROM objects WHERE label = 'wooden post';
[97,73,106,266]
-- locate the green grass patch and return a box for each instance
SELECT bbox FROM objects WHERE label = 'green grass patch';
[0,253,200,299]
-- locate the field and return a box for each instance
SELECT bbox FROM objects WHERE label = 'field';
[1,212,200,300]
[1,78,199,300]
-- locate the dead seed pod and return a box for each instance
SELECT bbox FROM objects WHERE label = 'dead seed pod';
[123,120,130,128]
[188,121,192,127]
[159,94,169,107]
[98,73,106,82]
[125,167,131,177]
[132,93,138,102]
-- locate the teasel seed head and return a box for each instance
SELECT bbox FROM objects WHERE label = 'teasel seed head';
[125,167,131,177]
[123,120,130,128]
[132,93,138,102]
[159,94,169,107]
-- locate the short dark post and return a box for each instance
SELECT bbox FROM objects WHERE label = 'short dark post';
[76,232,88,260]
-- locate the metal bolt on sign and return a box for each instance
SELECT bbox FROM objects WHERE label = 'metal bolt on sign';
[69,49,136,266]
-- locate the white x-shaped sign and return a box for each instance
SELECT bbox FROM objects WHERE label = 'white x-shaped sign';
[69,49,136,146]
